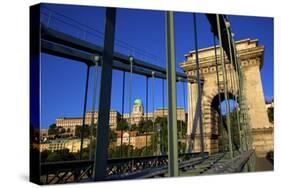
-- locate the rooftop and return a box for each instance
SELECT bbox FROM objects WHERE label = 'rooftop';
[134,98,142,105]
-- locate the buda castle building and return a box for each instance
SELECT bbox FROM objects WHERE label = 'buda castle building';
[53,99,186,137]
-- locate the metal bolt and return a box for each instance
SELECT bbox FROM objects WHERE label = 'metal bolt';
[93,55,100,63]
[129,56,134,62]
[225,21,230,29]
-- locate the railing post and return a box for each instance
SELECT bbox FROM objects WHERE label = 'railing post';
[165,11,179,177]
[93,7,116,181]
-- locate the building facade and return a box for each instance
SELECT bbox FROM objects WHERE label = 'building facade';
[42,99,186,140]
[116,131,151,149]
[39,139,90,153]
[123,99,187,125]
[55,110,121,136]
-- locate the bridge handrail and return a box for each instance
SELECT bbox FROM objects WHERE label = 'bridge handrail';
[205,150,254,174]
[40,152,208,175]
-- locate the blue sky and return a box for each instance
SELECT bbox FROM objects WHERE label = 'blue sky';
[39,3,273,128]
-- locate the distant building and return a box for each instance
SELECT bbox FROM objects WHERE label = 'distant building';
[40,128,49,141]
[123,98,187,125]
[42,98,187,140]
[55,110,121,136]
[39,139,90,153]
[116,131,151,149]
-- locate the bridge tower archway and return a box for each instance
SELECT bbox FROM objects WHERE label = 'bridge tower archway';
[181,39,273,156]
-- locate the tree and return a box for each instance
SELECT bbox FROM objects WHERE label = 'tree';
[220,109,241,151]
[60,127,66,134]
[143,119,153,132]
[40,150,52,162]
[75,125,91,138]
[131,124,138,131]
[46,149,76,162]
[109,128,117,141]
[48,123,58,136]
[116,119,129,131]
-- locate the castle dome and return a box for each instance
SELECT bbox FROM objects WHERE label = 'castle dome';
[134,98,142,105]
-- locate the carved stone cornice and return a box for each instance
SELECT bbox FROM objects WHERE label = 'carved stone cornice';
[180,39,265,74]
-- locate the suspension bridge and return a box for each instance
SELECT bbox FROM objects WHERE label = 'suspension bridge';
[30,5,273,185]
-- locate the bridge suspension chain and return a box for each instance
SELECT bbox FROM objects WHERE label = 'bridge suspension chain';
[151,71,156,155]
[185,80,194,153]
[216,14,234,159]
[182,80,187,154]
[231,35,252,153]
[89,55,100,160]
[193,13,205,155]
[41,6,164,66]
[223,38,238,151]
[235,51,255,171]
[225,21,242,152]
[128,56,134,158]
[213,33,225,152]
[80,64,91,160]
[145,76,149,155]
[177,78,183,154]
[162,78,165,154]
[120,71,126,158]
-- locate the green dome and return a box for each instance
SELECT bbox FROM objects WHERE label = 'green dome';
[134,98,142,105]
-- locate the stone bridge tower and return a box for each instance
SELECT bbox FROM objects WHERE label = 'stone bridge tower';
[180,39,273,157]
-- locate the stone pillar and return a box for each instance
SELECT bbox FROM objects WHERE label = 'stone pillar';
[243,60,273,156]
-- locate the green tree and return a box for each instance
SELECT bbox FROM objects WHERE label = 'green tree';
[143,119,153,132]
[131,124,138,131]
[40,150,52,162]
[46,149,76,162]
[48,123,58,136]
[116,119,129,131]
[220,109,241,151]
[109,128,117,141]
[60,127,66,134]
[75,125,91,138]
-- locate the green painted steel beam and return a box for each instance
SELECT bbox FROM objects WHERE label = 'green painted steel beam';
[94,8,116,181]
[165,11,179,177]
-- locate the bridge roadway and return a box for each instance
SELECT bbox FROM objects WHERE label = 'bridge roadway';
[40,150,254,184]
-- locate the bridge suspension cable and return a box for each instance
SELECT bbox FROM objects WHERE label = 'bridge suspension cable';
[193,13,204,155]
[151,71,156,155]
[89,55,100,160]
[185,80,194,153]
[216,14,233,159]
[225,21,242,152]
[213,33,225,152]
[79,64,91,160]
[41,6,164,66]
[161,78,165,155]
[145,76,149,155]
[120,71,126,158]
[180,79,187,154]
[231,36,246,152]
[182,80,187,153]
[128,56,134,158]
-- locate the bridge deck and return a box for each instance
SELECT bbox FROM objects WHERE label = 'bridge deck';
[40,151,255,184]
